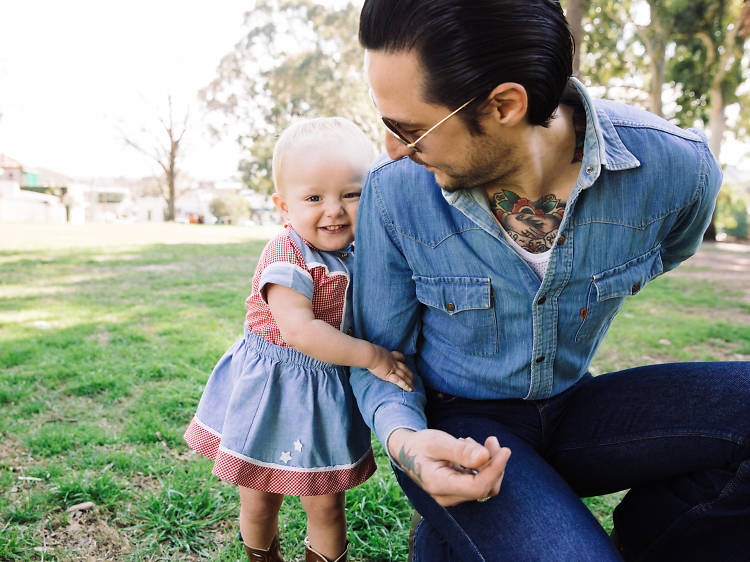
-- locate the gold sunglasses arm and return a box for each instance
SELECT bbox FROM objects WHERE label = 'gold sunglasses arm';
[406,97,477,150]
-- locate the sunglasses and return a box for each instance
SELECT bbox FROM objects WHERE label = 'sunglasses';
[370,89,476,152]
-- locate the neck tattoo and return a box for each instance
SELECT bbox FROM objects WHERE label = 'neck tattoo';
[487,104,582,254]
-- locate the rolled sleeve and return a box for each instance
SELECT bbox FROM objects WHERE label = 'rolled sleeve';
[258,262,314,303]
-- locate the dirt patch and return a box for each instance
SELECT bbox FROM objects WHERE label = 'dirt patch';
[1,438,139,561]
[0,436,38,474]
[670,241,750,303]
[38,509,133,561]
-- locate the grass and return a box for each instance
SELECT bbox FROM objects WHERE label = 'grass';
[1,223,748,560]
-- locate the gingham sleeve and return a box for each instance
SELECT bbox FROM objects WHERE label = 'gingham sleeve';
[257,235,314,303]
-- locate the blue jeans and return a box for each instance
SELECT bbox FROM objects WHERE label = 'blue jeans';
[397,362,750,561]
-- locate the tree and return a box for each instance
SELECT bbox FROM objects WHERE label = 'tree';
[210,193,250,224]
[563,0,587,74]
[201,0,376,194]
[124,96,188,221]
[667,0,749,159]
[576,1,750,240]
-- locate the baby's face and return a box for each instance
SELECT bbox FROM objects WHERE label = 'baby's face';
[275,144,367,251]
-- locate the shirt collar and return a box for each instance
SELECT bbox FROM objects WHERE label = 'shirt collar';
[569,76,640,185]
[444,77,641,206]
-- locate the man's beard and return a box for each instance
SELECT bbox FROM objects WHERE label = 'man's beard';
[415,139,517,193]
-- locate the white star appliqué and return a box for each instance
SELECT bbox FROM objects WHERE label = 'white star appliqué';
[293,439,303,452]
[279,451,292,464]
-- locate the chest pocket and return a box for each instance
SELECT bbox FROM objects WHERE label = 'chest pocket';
[414,275,497,356]
[575,247,664,343]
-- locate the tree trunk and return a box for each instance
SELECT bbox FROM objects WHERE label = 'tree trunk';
[647,36,666,116]
[708,85,725,161]
[167,142,177,222]
[565,0,586,75]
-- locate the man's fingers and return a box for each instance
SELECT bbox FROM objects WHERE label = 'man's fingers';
[466,436,510,499]
[430,435,510,504]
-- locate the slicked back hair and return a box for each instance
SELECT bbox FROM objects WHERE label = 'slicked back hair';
[359,0,574,130]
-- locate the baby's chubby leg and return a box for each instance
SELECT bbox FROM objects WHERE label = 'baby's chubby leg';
[238,486,284,549]
[300,492,347,560]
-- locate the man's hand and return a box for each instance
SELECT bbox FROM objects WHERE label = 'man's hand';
[388,428,511,506]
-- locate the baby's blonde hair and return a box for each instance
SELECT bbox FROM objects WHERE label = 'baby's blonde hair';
[272,117,376,193]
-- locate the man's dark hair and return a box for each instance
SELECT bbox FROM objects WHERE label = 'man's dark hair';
[359,0,574,129]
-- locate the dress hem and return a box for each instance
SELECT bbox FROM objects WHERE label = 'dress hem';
[184,417,376,495]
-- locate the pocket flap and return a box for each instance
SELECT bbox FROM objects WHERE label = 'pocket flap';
[593,247,664,302]
[413,275,492,314]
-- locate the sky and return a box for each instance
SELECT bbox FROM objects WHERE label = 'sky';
[0,2,255,181]
[1,1,747,182]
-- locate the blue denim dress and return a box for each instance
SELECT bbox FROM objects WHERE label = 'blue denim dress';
[185,229,375,495]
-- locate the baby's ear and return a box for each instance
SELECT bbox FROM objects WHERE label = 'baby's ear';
[272,192,288,217]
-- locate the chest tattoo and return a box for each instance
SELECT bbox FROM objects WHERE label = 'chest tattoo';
[488,103,582,254]
[490,190,566,253]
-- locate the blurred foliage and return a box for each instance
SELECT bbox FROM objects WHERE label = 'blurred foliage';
[210,193,251,224]
[716,182,750,239]
[200,0,377,194]
[573,0,748,130]
[207,0,749,195]
[667,0,747,128]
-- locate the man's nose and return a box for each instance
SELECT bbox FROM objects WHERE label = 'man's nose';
[385,133,414,161]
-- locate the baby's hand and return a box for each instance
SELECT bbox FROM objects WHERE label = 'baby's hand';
[368,347,414,392]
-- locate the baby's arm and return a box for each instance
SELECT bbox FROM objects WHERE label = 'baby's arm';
[266,284,413,391]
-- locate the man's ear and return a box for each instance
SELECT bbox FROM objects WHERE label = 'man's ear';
[272,192,289,222]
[485,83,528,127]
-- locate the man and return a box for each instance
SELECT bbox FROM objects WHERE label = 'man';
[349,1,750,561]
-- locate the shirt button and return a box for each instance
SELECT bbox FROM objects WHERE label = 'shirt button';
[557,235,566,245]
[535,356,545,363]
[446,302,455,312]
[631,283,641,294]
[346,327,353,335]
[339,252,349,258]
[537,296,546,305]
[585,165,594,174]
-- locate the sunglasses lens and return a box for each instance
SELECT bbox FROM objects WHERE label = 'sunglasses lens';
[382,118,411,145]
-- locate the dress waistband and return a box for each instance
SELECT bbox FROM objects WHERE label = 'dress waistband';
[244,325,347,372]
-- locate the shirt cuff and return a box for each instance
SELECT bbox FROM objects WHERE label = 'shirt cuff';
[373,402,427,467]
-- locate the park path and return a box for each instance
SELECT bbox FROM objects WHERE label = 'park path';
[670,241,750,304]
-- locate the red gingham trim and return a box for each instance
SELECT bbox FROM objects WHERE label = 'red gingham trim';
[184,418,376,495]
[184,417,221,459]
[212,447,376,496]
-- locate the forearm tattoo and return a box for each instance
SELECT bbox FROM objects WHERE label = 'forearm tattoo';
[489,190,566,253]
[397,444,425,484]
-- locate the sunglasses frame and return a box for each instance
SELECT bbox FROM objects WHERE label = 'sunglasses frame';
[371,90,477,152]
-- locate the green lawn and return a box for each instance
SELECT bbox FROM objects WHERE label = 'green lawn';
[1,224,747,560]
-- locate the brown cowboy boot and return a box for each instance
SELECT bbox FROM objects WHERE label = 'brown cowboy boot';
[304,536,348,562]
[243,534,284,562]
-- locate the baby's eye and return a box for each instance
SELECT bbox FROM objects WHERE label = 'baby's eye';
[306,195,321,202]
[343,191,361,199]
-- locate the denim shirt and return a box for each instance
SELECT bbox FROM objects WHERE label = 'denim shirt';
[350,78,722,448]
